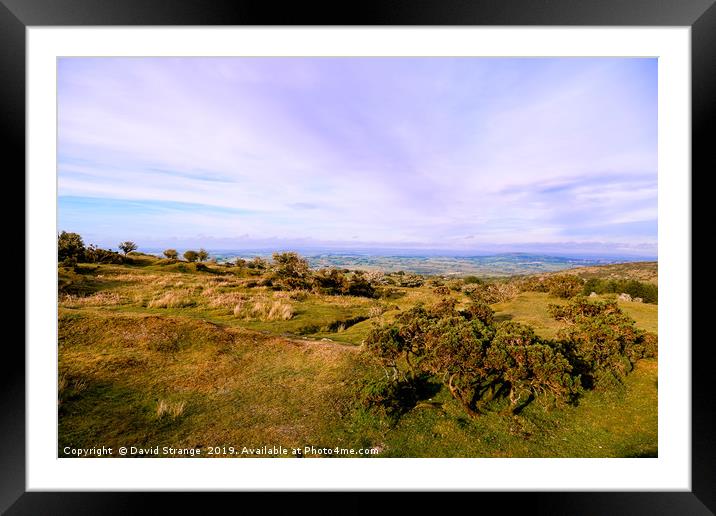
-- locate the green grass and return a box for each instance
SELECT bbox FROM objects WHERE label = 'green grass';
[559,261,658,284]
[376,359,657,457]
[58,259,658,457]
[492,292,657,339]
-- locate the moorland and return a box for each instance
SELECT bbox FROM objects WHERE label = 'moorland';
[57,232,658,458]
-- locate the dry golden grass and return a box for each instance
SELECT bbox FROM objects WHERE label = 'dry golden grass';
[112,273,164,283]
[368,304,388,318]
[60,291,126,307]
[204,291,247,309]
[553,261,658,284]
[315,294,373,307]
[147,290,195,309]
[156,399,186,419]
[234,298,295,321]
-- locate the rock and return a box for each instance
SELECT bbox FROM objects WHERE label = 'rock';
[618,293,632,302]
[633,297,643,303]
[589,291,598,297]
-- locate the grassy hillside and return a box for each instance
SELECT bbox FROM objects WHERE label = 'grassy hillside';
[58,256,658,458]
[493,292,658,339]
[555,261,658,285]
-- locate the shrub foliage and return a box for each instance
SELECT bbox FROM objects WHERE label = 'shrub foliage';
[364,296,655,418]
[364,300,581,417]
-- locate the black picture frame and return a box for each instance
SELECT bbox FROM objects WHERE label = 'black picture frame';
[5,0,713,514]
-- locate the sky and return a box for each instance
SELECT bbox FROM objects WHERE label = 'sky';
[58,57,657,257]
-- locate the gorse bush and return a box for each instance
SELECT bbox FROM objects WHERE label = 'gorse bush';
[364,300,580,417]
[544,274,583,299]
[549,297,657,389]
[364,295,655,418]
[517,276,549,293]
[312,268,347,295]
[462,281,519,304]
[85,244,124,264]
[343,273,376,298]
[463,300,495,325]
[582,278,658,304]
[58,231,85,262]
[271,252,311,290]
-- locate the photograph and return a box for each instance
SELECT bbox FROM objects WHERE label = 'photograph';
[57,56,658,459]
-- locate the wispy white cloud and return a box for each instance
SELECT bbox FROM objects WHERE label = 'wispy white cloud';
[58,57,657,255]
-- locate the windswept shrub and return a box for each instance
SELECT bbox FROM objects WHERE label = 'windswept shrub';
[85,244,124,264]
[118,241,138,256]
[363,270,388,285]
[518,276,548,293]
[463,281,518,304]
[582,278,658,304]
[183,250,199,262]
[312,268,347,295]
[364,299,580,418]
[551,297,653,389]
[462,300,495,325]
[271,252,311,290]
[246,256,269,270]
[487,322,581,412]
[58,231,86,262]
[342,273,376,298]
[390,273,424,287]
[544,274,583,299]
[548,297,622,321]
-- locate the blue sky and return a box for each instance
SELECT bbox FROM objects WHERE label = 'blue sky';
[58,57,657,256]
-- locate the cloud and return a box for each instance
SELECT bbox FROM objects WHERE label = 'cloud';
[58,57,657,255]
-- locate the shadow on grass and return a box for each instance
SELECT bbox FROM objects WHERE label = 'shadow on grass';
[624,449,658,458]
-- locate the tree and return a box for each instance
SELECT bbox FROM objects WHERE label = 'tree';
[163,249,178,260]
[183,250,199,262]
[118,241,138,256]
[57,231,85,262]
[197,248,209,262]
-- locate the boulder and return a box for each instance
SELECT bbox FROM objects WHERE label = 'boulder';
[618,293,632,302]
[589,291,598,297]
[633,297,643,303]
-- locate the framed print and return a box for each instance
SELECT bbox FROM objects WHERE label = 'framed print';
[5,0,713,513]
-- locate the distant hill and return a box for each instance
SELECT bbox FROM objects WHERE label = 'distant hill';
[545,261,658,285]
